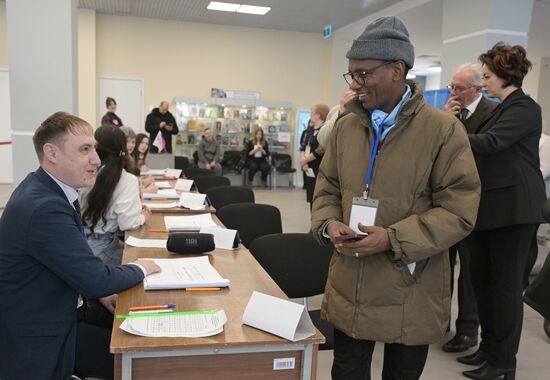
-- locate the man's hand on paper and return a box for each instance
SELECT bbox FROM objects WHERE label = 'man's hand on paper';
[99,294,117,315]
[330,222,391,258]
[135,259,162,275]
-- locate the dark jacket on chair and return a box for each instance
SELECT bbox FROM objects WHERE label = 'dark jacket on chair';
[0,167,145,380]
[468,88,546,230]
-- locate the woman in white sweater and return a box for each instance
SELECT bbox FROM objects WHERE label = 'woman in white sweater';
[80,125,151,265]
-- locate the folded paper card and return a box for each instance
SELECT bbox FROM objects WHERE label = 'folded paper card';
[200,226,240,250]
[143,256,230,290]
[179,192,207,210]
[164,213,217,232]
[175,178,194,192]
[242,291,316,342]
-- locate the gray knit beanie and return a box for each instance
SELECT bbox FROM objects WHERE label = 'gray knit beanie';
[346,16,414,68]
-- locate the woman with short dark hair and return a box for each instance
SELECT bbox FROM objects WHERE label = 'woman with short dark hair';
[460,42,546,380]
[101,97,124,127]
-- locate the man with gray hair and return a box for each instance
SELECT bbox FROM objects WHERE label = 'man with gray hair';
[311,16,481,379]
[442,64,497,353]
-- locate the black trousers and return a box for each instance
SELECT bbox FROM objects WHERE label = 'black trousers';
[248,159,270,182]
[449,243,479,337]
[75,299,114,380]
[332,329,429,380]
[464,223,539,369]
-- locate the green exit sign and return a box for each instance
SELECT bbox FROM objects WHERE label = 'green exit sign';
[323,24,332,39]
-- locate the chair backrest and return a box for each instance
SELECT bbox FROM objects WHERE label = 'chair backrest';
[248,233,334,298]
[271,153,292,169]
[174,156,190,170]
[216,203,282,248]
[193,175,231,193]
[206,185,254,210]
[183,168,214,179]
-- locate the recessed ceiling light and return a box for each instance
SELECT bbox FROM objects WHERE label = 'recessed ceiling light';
[207,2,271,15]
[428,66,442,73]
[406,73,417,79]
[237,5,271,15]
[207,1,240,12]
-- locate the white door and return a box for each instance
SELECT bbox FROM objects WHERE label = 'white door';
[0,70,13,183]
[97,76,144,132]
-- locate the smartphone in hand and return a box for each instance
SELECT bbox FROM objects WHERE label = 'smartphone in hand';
[334,234,367,242]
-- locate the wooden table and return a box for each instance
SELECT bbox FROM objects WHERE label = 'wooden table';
[112,213,324,380]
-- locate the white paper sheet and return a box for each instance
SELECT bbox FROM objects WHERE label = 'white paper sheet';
[154,181,172,189]
[179,192,207,210]
[306,168,315,178]
[175,178,194,192]
[164,213,217,232]
[200,226,239,250]
[125,236,167,249]
[242,291,315,342]
[142,256,230,290]
[141,169,166,176]
[140,168,182,178]
[120,310,227,337]
[142,202,179,209]
[158,189,178,196]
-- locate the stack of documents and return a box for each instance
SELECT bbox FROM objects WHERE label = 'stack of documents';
[119,310,227,337]
[141,168,182,178]
[164,213,217,232]
[143,256,230,290]
[143,189,180,200]
[142,201,179,209]
[179,192,207,210]
[154,181,173,189]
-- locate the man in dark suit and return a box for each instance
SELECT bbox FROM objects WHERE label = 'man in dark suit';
[145,100,179,153]
[441,64,497,353]
[0,112,161,380]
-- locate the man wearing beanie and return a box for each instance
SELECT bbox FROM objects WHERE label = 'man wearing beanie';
[311,16,481,379]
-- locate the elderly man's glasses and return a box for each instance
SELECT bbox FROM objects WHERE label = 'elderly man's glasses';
[446,84,476,94]
[343,61,394,86]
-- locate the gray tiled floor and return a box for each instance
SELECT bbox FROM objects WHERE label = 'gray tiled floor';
[1,184,549,379]
[253,187,550,380]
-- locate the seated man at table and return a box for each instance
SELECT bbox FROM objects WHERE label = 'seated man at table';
[0,111,160,380]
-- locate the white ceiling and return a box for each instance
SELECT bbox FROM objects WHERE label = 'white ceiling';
[78,0,403,33]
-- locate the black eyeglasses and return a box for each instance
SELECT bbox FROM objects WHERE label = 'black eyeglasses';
[343,61,394,86]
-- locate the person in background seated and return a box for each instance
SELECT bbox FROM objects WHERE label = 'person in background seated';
[145,100,179,153]
[101,97,123,127]
[246,127,270,186]
[120,127,157,194]
[300,103,330,209]
[198,127,222,176]
[0,112,160,380]
[80,125,152,266]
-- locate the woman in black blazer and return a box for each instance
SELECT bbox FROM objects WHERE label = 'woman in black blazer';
[460,43,546,380]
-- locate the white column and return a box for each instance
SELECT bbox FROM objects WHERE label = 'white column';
[440,0,534,87]
[7,0,78,184]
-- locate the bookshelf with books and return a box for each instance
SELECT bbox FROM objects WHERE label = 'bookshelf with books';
[173,96,294,160]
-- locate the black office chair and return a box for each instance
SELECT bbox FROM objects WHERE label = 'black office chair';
[174,156,190,170]
[248,233,335,350]
[271,153,296,188]
[193,175,231,193]
[192,150,199,167]
[206,185,254,210]
[216,203,282,248]
[182,168,214,179]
